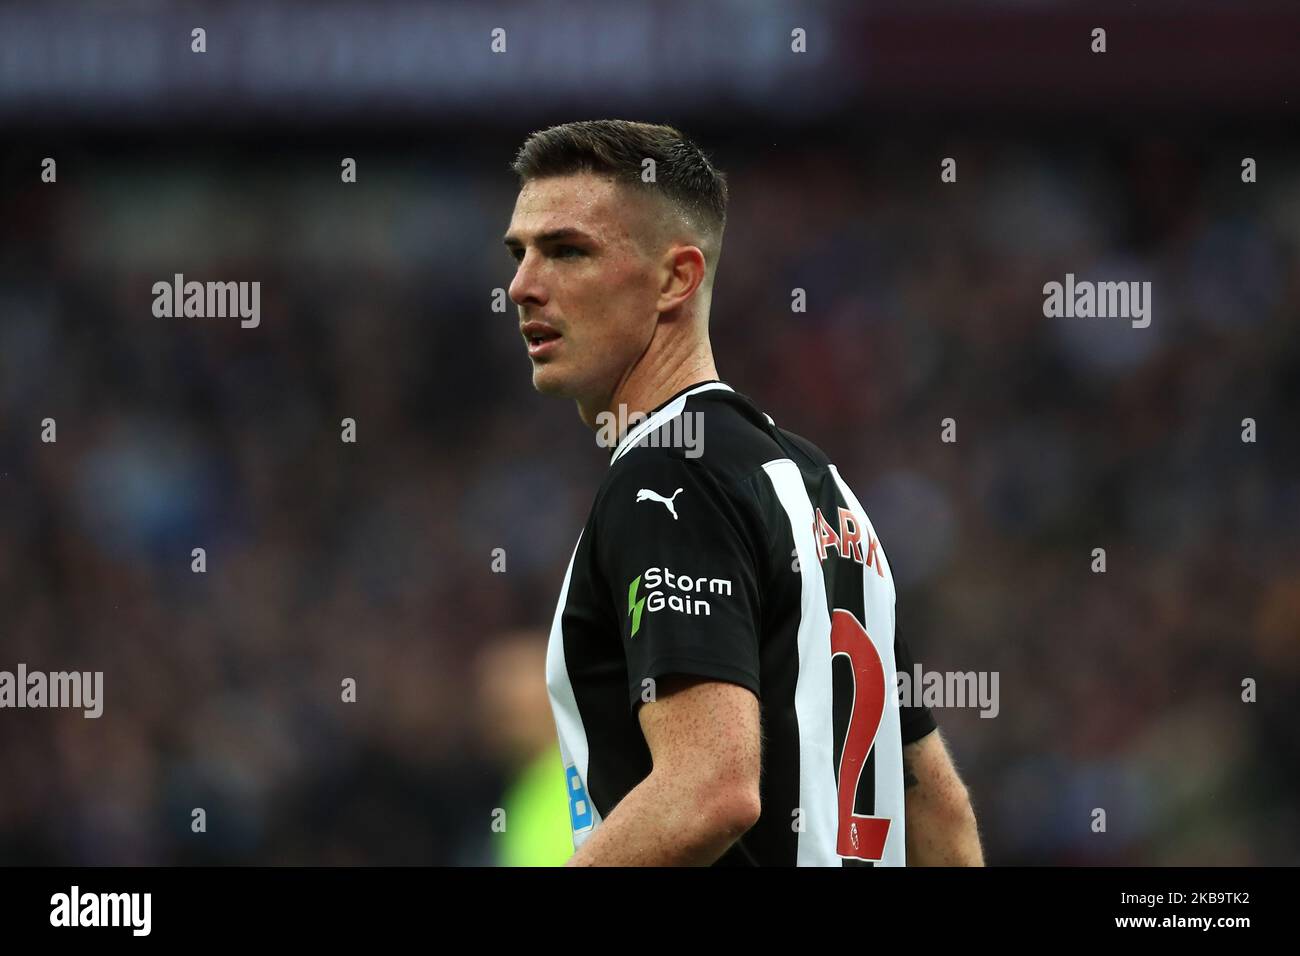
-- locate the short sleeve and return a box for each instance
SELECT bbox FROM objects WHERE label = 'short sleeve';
[594,450,763,712]
[893,625,938,744]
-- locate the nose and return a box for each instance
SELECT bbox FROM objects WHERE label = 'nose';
[509,249,547,309]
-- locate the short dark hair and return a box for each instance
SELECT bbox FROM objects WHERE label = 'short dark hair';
[511,119,728,256]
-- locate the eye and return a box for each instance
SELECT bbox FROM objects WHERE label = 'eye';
[555,245,585,259]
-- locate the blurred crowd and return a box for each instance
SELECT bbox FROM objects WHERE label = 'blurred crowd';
[0,128,1296,864]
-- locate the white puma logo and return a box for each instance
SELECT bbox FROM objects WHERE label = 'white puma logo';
[636,487,684,520]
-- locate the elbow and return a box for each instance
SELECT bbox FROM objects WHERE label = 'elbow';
[697,781,762,845]
[726,787,763,837]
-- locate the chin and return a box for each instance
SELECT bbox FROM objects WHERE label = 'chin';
[531,363,574,397]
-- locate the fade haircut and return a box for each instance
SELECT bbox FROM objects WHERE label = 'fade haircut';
[511,119,728,282]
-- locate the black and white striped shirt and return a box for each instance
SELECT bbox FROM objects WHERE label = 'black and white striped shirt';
[545,380,936,866]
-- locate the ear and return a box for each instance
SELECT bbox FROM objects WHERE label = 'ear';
[657,244,707,314]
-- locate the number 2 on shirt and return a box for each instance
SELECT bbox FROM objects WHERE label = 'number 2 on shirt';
[829,608,890,861]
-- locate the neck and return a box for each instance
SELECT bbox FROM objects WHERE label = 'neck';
[578,341,719,439]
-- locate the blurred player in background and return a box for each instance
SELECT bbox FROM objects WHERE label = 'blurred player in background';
[476,631,573,866]
[504,120,983,866]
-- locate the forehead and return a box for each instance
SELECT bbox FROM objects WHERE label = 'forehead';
[508,172,650,243]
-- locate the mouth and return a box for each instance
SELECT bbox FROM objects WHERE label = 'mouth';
[524,327,562,358]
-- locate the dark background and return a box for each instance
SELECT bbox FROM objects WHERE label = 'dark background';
[1,0,1297,865]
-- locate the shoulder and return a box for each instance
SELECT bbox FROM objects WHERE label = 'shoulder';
[595,444,743,533]
[603,389,788,492]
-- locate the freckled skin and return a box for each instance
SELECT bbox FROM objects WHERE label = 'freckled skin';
[902,730,985,866]
[505,171,983,867]
[566,676,762,867]
[506,172,758,866]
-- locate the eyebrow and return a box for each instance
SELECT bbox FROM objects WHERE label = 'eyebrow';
[502,227,595,250]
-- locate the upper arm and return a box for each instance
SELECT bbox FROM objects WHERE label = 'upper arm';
[903,728,968,805]
[597,451,764,711]
[637,674,762,824]
[903,728,982,864]
[594,450,766,842]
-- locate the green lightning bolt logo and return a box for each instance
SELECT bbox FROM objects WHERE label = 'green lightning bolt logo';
[627,574,645,638]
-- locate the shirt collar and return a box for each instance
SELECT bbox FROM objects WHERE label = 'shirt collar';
[606,379,732,464]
